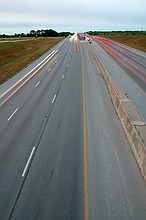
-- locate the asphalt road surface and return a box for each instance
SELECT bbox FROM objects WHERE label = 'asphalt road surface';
[89,36,146,120]
[0,36,146,220]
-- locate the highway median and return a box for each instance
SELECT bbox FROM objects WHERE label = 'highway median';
[87,42,146,182]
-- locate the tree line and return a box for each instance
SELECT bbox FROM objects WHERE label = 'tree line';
[0,29,72,38]
[1,29,146,38]
[87,30,146,36]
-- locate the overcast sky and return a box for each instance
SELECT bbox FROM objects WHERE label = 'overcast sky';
[1,0,146,34]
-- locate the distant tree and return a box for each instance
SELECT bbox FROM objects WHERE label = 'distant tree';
[43,29,58,37]
[40,29,45,36]
[21,33,25,37]
[15,33,19,37]
[59,32,72,37]
[26,33,31,37]
[87,30,146,37]
[0,34,9,38]
[30,30,36,37]
[36,30,41,36]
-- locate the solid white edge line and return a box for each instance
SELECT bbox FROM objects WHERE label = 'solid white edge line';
[52,95,56,104]
[0,50,56,99]
[1,50,58,105]
[8,108,19,121]
[35,81,40,87]
[22,147,36,177]
[40,50,58,70]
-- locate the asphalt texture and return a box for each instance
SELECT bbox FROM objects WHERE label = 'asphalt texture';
[90,37,146,120]
[0,37,146,219]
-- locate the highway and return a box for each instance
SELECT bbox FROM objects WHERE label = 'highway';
[0,35,146,219]
[89,36,146,120]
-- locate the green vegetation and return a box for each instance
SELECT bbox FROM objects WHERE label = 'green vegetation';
[0,37,64,84]
[87,30,146,36]
[0,29,72,39]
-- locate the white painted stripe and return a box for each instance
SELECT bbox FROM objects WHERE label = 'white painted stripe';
[8,108,19,121]
[43,50,58,67]
[121,99,130,102]
[52,95,56,104]
[67,64,69,68]
[35,81,40,87]
[22,147,36,177]
[48,68,51,72]
[62,75,64,79]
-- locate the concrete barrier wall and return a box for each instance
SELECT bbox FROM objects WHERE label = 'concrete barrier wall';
[88,44,146,182]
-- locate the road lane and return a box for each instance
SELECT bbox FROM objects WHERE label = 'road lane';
[0,38,75,219]
[9,42,84,220]
[81,42,146,219]
[90,38,146,120]
[0,39,73,127]
[107,39,146,68]
[0,39,72,107]
[0,37,146,220]
[91,37,146,91]
[0,50,57,99]
[0,38,68,97]
[94,37,146,82]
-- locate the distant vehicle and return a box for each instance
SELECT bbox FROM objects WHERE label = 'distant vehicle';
[87,37,92,44]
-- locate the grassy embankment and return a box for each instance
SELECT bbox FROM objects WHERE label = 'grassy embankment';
[0,37,64,84]
[0,37,36,42]
[104,35,146,52]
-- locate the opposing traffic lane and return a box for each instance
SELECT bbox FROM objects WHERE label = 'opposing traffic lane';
[91,36,146,93]
[90,37,146,120]
[81,42,146,219]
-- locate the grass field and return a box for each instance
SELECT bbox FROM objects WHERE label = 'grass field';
[0,37,64,84]
[0,37,36,42]
[105,35,146,52]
